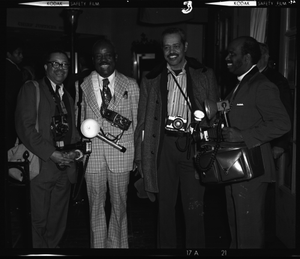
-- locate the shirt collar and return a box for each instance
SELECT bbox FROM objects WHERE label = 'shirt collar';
[47,77,64,93]
[237,65,256,82]
[98,71,115,85]
[6,57,21,71]
[167,60,187,75]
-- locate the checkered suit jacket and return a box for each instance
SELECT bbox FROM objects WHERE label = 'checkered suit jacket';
[79,70,139,173]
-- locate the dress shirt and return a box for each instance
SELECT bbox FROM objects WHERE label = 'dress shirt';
[166,61,191,128]
[48,77,64,100]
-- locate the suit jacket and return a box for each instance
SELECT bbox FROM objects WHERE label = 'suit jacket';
[134,57,220,193]
[226,67,291,182]
[79,70,139,173]
[261,66,293,151]
[15,77,80,183]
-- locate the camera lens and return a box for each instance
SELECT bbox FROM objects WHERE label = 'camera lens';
[172,118,184,130]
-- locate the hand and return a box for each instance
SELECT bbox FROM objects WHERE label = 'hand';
[222,127,244,142]
[135,160,144,178]
[272,146,284,160]
[50,150,74,167]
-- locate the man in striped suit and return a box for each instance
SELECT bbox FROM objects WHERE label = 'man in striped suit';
[79,39,139,248]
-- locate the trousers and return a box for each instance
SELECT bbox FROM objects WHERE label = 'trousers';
[85,161,130,248]
[225,177,268,248]
[157,133,205,248]
[30,171,71,248]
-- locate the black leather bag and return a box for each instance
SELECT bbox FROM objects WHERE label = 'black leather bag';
[195,141,264,184]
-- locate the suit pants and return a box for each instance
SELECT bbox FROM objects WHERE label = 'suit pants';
[85,162,130,248]
[157,133,205,248]
[30,170,71,248]
[225,177,268,248]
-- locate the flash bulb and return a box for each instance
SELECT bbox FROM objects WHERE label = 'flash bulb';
[194,110,205,121]
[80,119,100,138]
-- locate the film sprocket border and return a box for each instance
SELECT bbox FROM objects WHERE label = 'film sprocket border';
[103,109,132,131]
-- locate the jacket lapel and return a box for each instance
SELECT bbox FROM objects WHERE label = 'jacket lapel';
[81,75,102,119]
[108,71,127,110]
[39,77,56,115]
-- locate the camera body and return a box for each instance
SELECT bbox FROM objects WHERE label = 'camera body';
[165,116,188,132]
[103,109,132,131]
[51,115,69,139]
[56,140,92,155]
[216,100,230,112]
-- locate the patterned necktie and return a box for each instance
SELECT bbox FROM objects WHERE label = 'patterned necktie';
[101,78,112,115]
[56,85,61,100]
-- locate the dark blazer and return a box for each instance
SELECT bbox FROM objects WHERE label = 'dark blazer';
[134,57,220,193]
[226,67,291,182]
[261,66,293,151]
[15,77,80,183]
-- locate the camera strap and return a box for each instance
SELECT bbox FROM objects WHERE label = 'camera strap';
[46,78,68,116]
[168,71,193,113]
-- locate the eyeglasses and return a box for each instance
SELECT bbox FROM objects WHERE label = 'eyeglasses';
[47,61,70,70]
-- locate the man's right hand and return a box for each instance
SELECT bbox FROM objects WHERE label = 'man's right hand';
[135,160,143,178]
[50,150,74,167]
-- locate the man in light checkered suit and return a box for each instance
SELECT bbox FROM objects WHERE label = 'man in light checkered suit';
[78,39,139,248]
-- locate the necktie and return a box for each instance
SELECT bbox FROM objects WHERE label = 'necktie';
[56,85,61,100]
[101,78,112,115]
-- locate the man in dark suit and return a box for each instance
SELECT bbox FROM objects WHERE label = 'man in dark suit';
[5,37,24,151]
[222,36,291,248]
[15,49,81,248]
[257,42,293,159]
[134,27,219,248]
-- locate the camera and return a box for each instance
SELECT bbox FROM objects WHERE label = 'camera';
[216,100,230,112]
[103,109,132,131]
[56,140,92,155]
[51,115,69,139]
[55,140,92,170]
[165,116,188,132]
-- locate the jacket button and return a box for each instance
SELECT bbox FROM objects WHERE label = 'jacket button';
[154,116,158,120]
[156,100,159,104]
[152,134,156,138]
[151,151,154,154]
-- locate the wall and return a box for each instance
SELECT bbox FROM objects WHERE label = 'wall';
[7,7,207,77]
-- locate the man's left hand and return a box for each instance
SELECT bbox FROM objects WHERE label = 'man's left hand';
[272,146,284,160]
[222,127,243,142]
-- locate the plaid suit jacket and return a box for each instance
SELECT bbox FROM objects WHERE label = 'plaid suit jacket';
[79,70,139,173]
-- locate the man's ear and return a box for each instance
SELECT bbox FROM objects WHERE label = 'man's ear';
[244,53,252,64]
[184,42,188,52]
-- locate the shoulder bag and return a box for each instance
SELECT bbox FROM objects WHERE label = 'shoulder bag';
[194,141,264,184]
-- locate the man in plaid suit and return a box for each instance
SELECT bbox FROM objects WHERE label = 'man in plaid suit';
[79,39,139,248]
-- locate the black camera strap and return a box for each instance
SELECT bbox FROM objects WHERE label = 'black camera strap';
[45,77,68,116]
[168,71,193,113]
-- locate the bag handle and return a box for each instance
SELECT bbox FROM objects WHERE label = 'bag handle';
[194,116,224,172]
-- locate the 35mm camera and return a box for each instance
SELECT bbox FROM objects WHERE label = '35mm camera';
[165,116,187,132]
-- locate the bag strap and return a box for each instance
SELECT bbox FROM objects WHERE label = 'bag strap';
[32,80,40,132]
[14,80,40,146]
